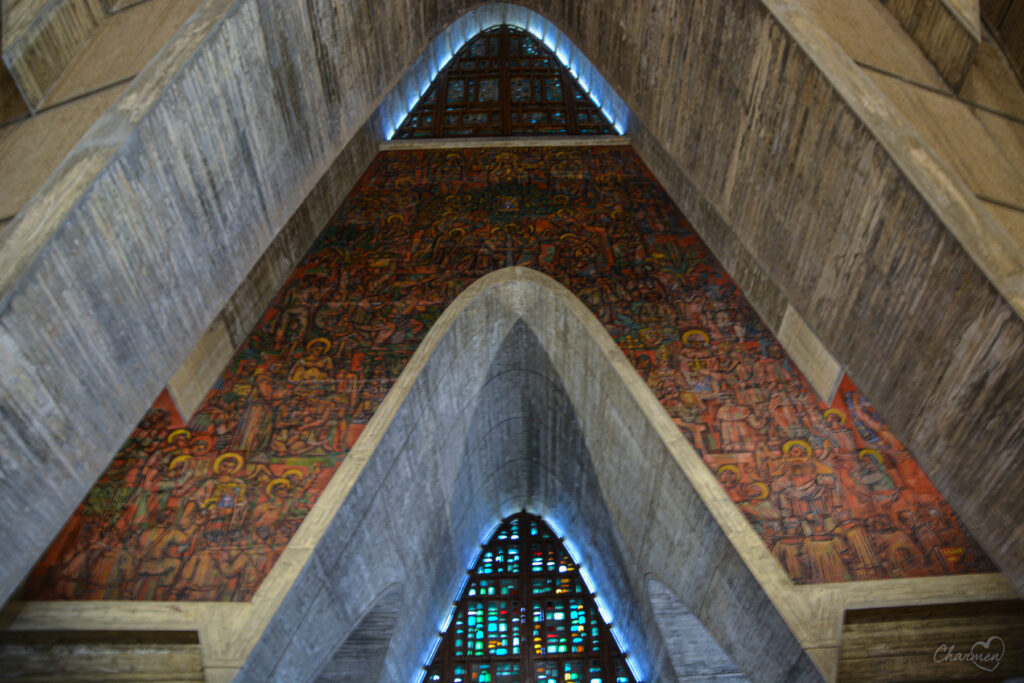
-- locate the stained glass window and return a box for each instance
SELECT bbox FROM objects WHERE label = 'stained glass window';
[425,512,637,682]
[395,25,616,139]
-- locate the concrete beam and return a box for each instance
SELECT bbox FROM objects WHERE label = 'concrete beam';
[881,0,981,91]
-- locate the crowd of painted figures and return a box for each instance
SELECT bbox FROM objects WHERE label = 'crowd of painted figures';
[24,146,994,601]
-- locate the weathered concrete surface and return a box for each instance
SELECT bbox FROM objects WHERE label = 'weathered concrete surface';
[168,117,379,420]
[1,0,106,109]
[236,268,817,682]
[1,0,1023,631]
[983,0,1024,84]
[648,578,748,682]
[881,0,981,90]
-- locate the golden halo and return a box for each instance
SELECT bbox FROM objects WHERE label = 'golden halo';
[783,440,813,459]
[213,452,243,474]
[716,464,741,479]
[168,455,193,471]
[306,337,331,353]
[167,428,191,444]
[859,448,883,466]
[682,329,710,345]
[283,468,304,481]
[747,482,770,500]
[266,478,291,497]
[824,408,846,424]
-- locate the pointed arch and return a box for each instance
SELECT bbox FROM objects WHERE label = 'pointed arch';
[237,268,816,682]
[424,512,636,682]
[376,3,631,140]
[645,575,746,681]
[393,24,615,138]
[313,583,404,682]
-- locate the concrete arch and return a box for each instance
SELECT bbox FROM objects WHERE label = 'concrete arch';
[645,574,746,682]
[313,582,404,682]
[237,267,817,682]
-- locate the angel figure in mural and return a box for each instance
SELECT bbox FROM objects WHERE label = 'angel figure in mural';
[249,478,296,534]
[714,390,764,453]
[487,151,530,186]
[197,452,250,530]
[771,440,838,520]
[738,481,781,526]
[129,430,208,526]
[288,337,334,384]
[679,329,718,396]
[233,363,288,457]
[850,448,902,513]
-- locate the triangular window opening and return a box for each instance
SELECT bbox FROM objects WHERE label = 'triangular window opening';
[425,512,638,683]
[395,25,616,139]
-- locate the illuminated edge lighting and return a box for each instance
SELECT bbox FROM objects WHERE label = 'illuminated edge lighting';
[418,536,484,677]
[610,626,644,682]
[545,514,644,680]
[417,514,645,681]
[383,19,627,140]
[481,518,503,544]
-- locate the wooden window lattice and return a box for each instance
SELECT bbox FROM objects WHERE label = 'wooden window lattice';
[424,512,637,683]
[395,25,616,139]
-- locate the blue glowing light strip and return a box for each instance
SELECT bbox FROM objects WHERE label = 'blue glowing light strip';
[384,22,625,139]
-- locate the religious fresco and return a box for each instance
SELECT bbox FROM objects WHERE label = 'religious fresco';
[23,146,994,602]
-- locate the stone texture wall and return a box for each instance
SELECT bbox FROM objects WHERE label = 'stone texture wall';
[0,0,1021,628]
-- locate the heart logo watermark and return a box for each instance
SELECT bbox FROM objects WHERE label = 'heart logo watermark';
[970,636,1005,672]
[934,635,1005,672]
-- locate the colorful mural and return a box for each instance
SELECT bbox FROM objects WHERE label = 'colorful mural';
[23,146,994,602]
